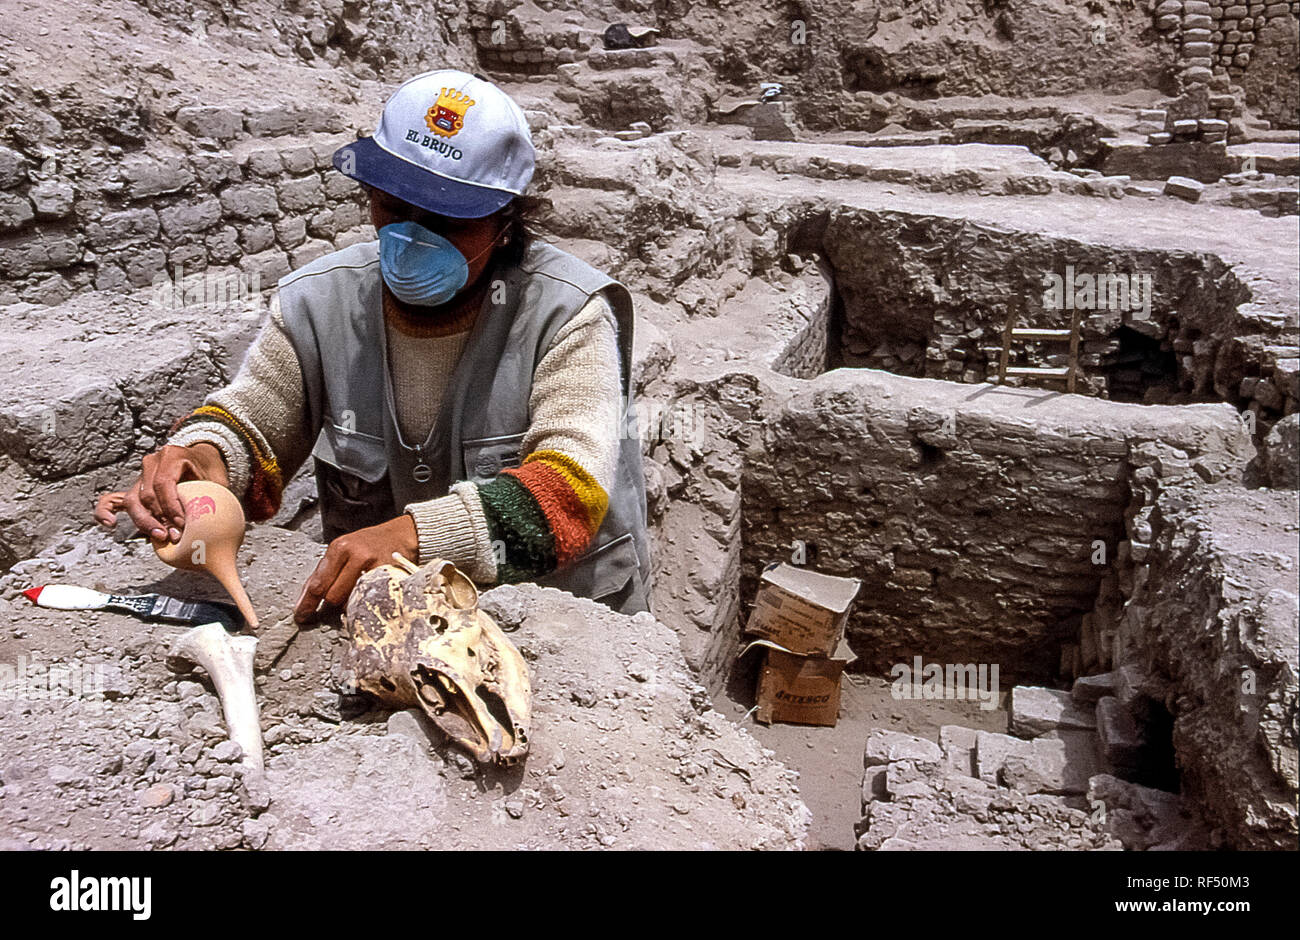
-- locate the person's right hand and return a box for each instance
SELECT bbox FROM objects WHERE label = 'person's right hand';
[94,442,230,543]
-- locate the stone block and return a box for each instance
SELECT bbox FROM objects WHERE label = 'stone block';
[323,170,358,200]
[1010,686,1097,736]
[238,247,290,286]
[244,147,284,177]
[865,729,942,767]
[279,145,317,175]
[219,183,279,219]
[289,238,333,269]
[85,208,160,249]
[1001,730,1103,795]
[0,192,34,230]
[205,226,240,265]
[190,151,241,188]
[862,765,888,808]
[1095,696,1146,774]
[158,198,222,238]
[885,759,937,800]
[0,382,134,478]
[244,106,301,137]
[1071,672,1117,706]
[176,105,244,141]
[0,233,81,278]
[1102,139,1234,182]
[239,221,276,254]
[274,215,307,249]
[121,153,194,199]
[311,138,343,169]
[29,180,75,219]
[0,145,28,188]
[1164,175,1205,201]
[123,247,167,287]
[939,724,977,775]
[276,175,325,213]
[974,730,1032,784]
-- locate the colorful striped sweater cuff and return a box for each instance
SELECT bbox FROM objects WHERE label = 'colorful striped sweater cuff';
[168,405,284,522]
[478,449,609,584]
[166,420,251,499]
[405,481,496,582]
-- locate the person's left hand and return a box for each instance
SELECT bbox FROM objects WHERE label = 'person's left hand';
[294,514,419,624]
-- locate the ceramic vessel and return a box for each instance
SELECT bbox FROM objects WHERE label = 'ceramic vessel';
[153,480,258,629]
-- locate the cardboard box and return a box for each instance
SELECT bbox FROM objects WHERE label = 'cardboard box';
[743,638,856,727]
[744,562,861,657]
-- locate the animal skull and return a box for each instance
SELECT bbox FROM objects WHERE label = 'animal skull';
[343,555,531,766]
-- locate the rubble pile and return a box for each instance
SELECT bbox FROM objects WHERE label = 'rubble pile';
[0,527,810,850]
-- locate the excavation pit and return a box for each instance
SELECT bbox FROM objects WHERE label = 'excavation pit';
[639,197,1294,850]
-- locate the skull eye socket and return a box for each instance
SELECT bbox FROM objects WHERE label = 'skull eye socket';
[428,562,478,610]
[476,684,516,738]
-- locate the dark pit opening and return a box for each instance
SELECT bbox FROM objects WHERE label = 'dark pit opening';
[1100,326,1181,404]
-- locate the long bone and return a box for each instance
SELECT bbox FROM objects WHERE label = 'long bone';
[166,622,263,770]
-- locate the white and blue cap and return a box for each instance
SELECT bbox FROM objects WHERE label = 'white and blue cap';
[333,69,535,219]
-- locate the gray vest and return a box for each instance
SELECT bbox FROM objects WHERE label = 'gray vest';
[277,239,652,615]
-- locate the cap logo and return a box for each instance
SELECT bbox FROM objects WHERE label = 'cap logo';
[426,87,475,138]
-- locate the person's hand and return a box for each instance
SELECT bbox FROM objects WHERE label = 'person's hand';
[293,514,420,624]
[93,442,230,543]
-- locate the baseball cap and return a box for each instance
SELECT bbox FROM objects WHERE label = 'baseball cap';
[332,69,535,219]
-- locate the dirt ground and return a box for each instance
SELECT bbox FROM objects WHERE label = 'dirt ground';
[718,672,1010,849]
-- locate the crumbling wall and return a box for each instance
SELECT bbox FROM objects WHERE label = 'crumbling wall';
[1237,11,1300,127]
[666,0,1176,127]
[817,207,1300,424]
[0,114,372,305]
[1154,0,1300,127]
[0,0,487,306]
[852,724,1211,850]
[742,367,1254,680]
[1087,444,1299,849]
[0,289,262,569]
[0,525,811,850]
[124,0,478,80]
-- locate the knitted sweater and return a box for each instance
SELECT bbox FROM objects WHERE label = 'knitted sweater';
[167,281,623,586]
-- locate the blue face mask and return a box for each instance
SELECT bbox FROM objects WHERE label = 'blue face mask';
[377,220,472,307]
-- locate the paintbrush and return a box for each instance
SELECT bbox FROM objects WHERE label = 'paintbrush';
[22,585,243,631]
